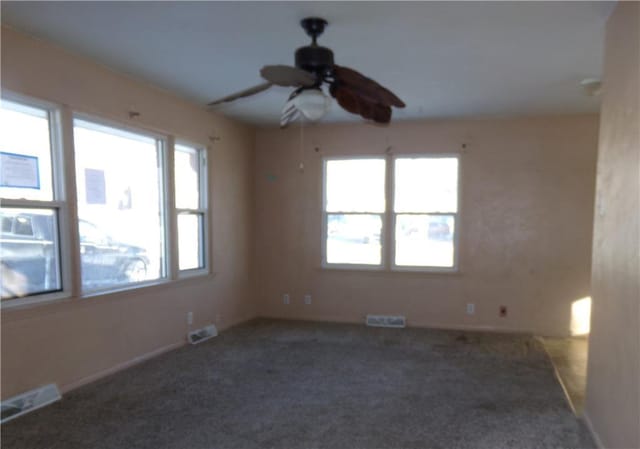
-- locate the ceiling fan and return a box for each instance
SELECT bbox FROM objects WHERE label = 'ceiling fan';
[208,17,406,127]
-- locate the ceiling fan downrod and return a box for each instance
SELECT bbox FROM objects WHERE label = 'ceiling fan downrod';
[300,17,328,45]
[295,17,334,78]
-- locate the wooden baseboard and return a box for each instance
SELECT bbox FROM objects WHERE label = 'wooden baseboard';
[60,314,258,394]
[60,341,185,394]
[258,313,535,335]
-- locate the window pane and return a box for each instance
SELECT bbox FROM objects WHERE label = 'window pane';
[174,145,200,210]
[325,159,385,213]
[178,213,203,271]
[0,100,54,201]
[74,120,164,291]
[395,214,455,267]
[326,214,382,265]
[0,208,61,299]
[394,157,458,213]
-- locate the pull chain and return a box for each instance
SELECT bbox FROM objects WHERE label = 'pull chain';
[298,116,305,172]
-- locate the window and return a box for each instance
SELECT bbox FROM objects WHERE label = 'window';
[322,155,459,270]
[393,157,459,269]
[323,159,385,266]
[73,119,166,292]
[1,92,215,305]
[174,144,207,272]
[0,99,63,300]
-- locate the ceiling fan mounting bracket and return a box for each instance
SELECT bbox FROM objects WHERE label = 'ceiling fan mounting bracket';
[300,17,328,44]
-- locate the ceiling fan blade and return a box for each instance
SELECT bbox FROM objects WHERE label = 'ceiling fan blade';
[332,65,405,108]
[207,82,272,106]
[329,83,360,115]
[371,104,392,124]
[329,84,392,124]
[260,65,317,87]
[356,97,391,124]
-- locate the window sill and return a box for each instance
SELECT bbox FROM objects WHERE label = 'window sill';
[1,290,73,311]
[318,266,462,276]
[178,268,209,280]
[1,272,218,317]
[81,272,217,301]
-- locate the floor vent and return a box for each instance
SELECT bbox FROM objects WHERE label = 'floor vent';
[366,315,407,328]
[1,384,61,424]
[188,324,218,345]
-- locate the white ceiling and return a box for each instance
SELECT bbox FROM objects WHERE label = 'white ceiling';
[1,1,612,126]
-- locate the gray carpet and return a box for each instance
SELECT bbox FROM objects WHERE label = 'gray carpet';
[2,319,595,449]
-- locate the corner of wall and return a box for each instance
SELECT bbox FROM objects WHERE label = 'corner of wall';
[582,411,605,449]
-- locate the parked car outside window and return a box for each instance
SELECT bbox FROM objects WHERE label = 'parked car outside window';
[1,210,150,299]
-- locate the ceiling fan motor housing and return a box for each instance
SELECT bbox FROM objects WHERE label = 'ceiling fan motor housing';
[295,45,334,77]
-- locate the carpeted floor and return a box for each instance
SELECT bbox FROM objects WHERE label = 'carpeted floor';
[2,319,595,449]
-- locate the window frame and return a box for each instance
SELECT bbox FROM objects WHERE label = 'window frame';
[390,153,461,273]
[71,113,170,295]
[173,141,209,278]
[321,156,387,270]
[321,153,461,273]
[0,93,71,306]
[1,91,217,309]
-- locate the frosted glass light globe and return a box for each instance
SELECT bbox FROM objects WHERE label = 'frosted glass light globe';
[293,88,331,121]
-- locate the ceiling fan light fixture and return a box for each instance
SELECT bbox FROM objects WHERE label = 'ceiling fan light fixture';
[293,88,331,121]
[208,17,404,126]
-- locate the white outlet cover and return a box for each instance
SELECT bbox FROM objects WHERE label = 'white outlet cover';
[187,312,194,325]
[304,294,312,304]
[283,294,290,304]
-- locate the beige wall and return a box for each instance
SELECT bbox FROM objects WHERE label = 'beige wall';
[254,116,599,337]
[1,27,256,398]
[0,19,609,409]
[585,2,640,448]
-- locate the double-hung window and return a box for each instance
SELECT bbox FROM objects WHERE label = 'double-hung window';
[393,156,459,269]
[323,158,386,267]
[73,118,166,292]
[0,98,64,301]
[174,144,207,273]
[322,155,460,270]
[1,93,212,306]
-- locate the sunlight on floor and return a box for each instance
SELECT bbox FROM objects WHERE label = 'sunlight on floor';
[542,336,589,415]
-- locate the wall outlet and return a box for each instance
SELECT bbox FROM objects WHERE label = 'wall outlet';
[304,294,312,305]
[283,293,290,305]
[187,311,193,326]
[466,303,475,315]
[499,306,508,317]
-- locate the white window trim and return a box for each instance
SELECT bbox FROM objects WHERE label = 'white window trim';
[174,140,209,278]
[1,92,216,309]
[390,153,461,273]
[321,153,462,273]
[321,156,387,270]
[0,93,72,307]
[72,113,171,294]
